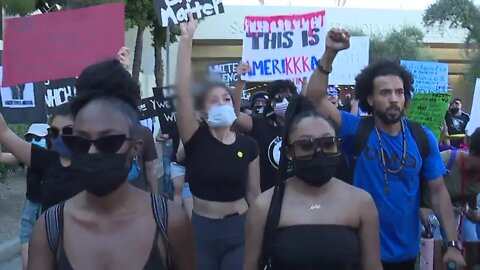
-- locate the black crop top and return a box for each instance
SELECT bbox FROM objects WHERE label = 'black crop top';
[184,125,259,202]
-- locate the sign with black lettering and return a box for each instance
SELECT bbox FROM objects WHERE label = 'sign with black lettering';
[207,61,240,86]
[44,78,77,115]
[153,0,225,27]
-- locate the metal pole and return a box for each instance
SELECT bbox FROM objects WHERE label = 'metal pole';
[166,25,171,87]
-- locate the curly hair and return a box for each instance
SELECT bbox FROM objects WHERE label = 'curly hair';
[355,60,414,114]
[70,59,141,137]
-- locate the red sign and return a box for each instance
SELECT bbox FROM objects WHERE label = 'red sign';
[2,3,125,87]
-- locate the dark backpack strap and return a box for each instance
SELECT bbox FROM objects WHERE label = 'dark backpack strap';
[259,180,286,269]
[151,194,173,270]
[352,117,375,158]
[45,203,65,256]
[406,120,430,159]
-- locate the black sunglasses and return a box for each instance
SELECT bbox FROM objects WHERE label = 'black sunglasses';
[48,126,73,139]
[25,134,43,142]
[290,136,342,161]
[61,134,133,154]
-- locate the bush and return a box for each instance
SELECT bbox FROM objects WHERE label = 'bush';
[0,124,29,181]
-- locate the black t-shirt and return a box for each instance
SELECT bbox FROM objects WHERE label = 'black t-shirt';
[30,145,82,212]
[445,111,470,147]
[184,125,259,202]
[247,117,282,192]
[25,167,42,203]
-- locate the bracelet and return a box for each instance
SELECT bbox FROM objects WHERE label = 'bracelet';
[317,59,332,74]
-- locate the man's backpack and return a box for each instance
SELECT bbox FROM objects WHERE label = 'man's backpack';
[343,117,430,183]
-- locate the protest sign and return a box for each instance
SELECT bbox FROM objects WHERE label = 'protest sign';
[154,0,224,27]
[241,11,369,85]
[0,82,47,124]
[43,78,77,115]
[400,60,449,94]
[139,97,159,120]
[207,61,240,86]
[466,79,480,136]
[153,87,177,136]
[2,3,124,87]
[406,93,451,140]
[0,67,35,109]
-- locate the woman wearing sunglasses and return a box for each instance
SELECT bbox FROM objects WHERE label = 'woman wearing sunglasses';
[27,59,194,270]
[177,15,260,270]
[233,63,299,192]
[244,96,382,270]
[0,102,80,214]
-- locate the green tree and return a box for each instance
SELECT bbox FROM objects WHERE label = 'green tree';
[348,25,436,63]
[423,0,480,92]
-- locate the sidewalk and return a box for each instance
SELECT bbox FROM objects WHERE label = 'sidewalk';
[0,170,26,264]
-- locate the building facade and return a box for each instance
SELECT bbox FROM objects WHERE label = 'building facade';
[130,5,473,112]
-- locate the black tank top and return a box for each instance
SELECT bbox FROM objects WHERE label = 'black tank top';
[271,225,360,270]
[45,194,171,270]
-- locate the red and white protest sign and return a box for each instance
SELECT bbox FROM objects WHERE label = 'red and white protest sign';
[241,11,369,86]
[2,3,125,87]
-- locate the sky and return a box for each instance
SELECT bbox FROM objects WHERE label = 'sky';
[222,0,439,10]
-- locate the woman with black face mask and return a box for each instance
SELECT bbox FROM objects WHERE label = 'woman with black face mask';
[243,96,382,270]
[27,60,195,270]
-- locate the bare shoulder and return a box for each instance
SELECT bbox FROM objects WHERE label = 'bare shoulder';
[334,179,375,207]
[252,187,275,213]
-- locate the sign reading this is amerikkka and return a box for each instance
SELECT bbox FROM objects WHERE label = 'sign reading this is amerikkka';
[241,11,369,86]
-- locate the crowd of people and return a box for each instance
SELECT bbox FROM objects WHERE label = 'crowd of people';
[1,13,480,270]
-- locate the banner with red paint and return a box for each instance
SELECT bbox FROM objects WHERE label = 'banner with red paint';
[241,11,369,86]
[1,3,125,87]
[241,11,327,83]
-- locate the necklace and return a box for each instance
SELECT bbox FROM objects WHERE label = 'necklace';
[309,204,321,210]
[374,120,407,194]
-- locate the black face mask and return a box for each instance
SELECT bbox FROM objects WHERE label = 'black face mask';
[71,153,131,197]
[293,152,341,187]
[450,108,460,114]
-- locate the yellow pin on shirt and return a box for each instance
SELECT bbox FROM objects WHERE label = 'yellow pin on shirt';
[237,151,244,158]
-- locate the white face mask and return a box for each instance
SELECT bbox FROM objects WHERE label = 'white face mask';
[274,98,289,117]
[206,105,237,128]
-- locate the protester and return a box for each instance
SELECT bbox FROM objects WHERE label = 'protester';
[0,123,48,270]
[244,95,382,270]
[305,28,465,269]
[0,103,79,214]
[250,91,268,117]
[234,63,298,192]
[327,86,351,112]
[421,127,480,269]
[128,125,158,193]
[176,15,260,270]
[445,98,471,148]
[27,59,195,270]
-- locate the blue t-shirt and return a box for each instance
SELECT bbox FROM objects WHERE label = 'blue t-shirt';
[340,111,446,262]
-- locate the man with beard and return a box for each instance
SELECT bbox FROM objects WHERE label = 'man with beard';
[306,28,465,269]
[445,98,470,148]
